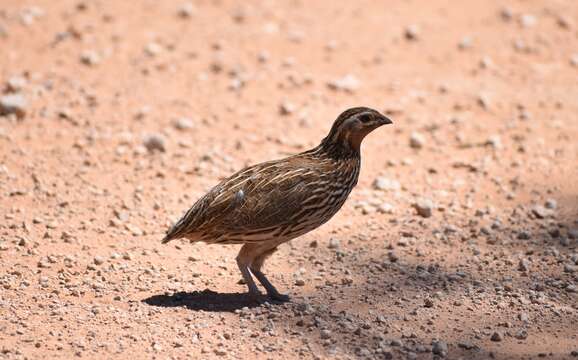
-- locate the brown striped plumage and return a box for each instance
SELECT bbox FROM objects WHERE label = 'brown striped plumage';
[162,107,392,301]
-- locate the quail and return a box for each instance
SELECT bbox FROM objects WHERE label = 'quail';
[162,107,393,301]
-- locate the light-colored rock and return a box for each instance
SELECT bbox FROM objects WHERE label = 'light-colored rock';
[0,94,27,119]
[404,25,420,40]
[6,77,27,92]
[327,74,360,93]
[569,54,578,67]
[409,132,425,149]
[328,238,340,249]
[532,205,553,219]
[145,42,163,57]
[80,50,101,66]
[519,14,537,28]
[377,203,395,214]
[177,2,195,18]
[173,117,193,131]
[372,177,401,191]
[279,101,296,116]
[414,198,434,218]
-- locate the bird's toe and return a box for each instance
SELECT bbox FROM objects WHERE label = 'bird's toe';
[246,291,265,304]
[268,292,291,303]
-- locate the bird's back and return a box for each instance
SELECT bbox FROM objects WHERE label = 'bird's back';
[163,147,360,244]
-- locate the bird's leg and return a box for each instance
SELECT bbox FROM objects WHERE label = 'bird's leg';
[250,247,290,302]
[236,245,261,301]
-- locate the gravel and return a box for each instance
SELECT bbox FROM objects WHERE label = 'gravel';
[1,2,576,359]
[432,340,448,357]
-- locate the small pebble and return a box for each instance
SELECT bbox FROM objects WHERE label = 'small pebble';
[80,50,101,66]
[327,74,360,93]
[491,331,503,342]
[328,238,340,249]
[145,42,163,57]
[6,77,27,92]
[279,101,296,116]
[377,203,395,214]
[544,199,557,209]
[143,134,166,152]
[432,340,448,357]
[414,199,434,218]
[177,2,195,18]
[404,25,420,40]
[173,117,193,131]
[409,132,425,149]
[519,14,537,28]
[570,54,578,67]
[532,205,553,219]
[372,177,401,191]
[518,258,530,272]
[458,36,473,50]
[0,94,27,119]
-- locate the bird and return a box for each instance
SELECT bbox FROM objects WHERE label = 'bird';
[162,107,392,302]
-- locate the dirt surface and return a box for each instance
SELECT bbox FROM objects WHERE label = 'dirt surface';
[1,0,577,359]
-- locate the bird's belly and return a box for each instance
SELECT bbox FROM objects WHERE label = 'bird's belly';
[279,188,352,239]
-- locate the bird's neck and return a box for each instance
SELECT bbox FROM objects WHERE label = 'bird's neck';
[317,137,360,160]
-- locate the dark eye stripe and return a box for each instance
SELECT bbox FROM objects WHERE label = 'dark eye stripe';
[359,114,371,122]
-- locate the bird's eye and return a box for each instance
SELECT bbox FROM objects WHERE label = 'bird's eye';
[359,114,372,123]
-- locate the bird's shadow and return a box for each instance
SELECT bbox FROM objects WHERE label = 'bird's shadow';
[142,289,265,312]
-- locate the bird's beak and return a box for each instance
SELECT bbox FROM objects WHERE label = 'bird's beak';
[380,114,393,125]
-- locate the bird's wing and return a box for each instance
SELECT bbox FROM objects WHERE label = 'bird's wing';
[162,159,287,242]
[163,156,333,243]
[213,161,328,234]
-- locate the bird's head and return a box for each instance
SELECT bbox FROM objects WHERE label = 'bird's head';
[321,107,393,152]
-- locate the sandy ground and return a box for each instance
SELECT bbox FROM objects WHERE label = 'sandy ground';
[1,0,577,359]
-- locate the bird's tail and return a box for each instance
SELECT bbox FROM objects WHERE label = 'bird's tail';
[161,234,173,244]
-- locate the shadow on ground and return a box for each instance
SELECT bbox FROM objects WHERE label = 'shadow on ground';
[143,197,577,358]
[142,289,267,312]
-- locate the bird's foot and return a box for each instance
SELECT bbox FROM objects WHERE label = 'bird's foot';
[267,292,291,303]
[246,291,265,304]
